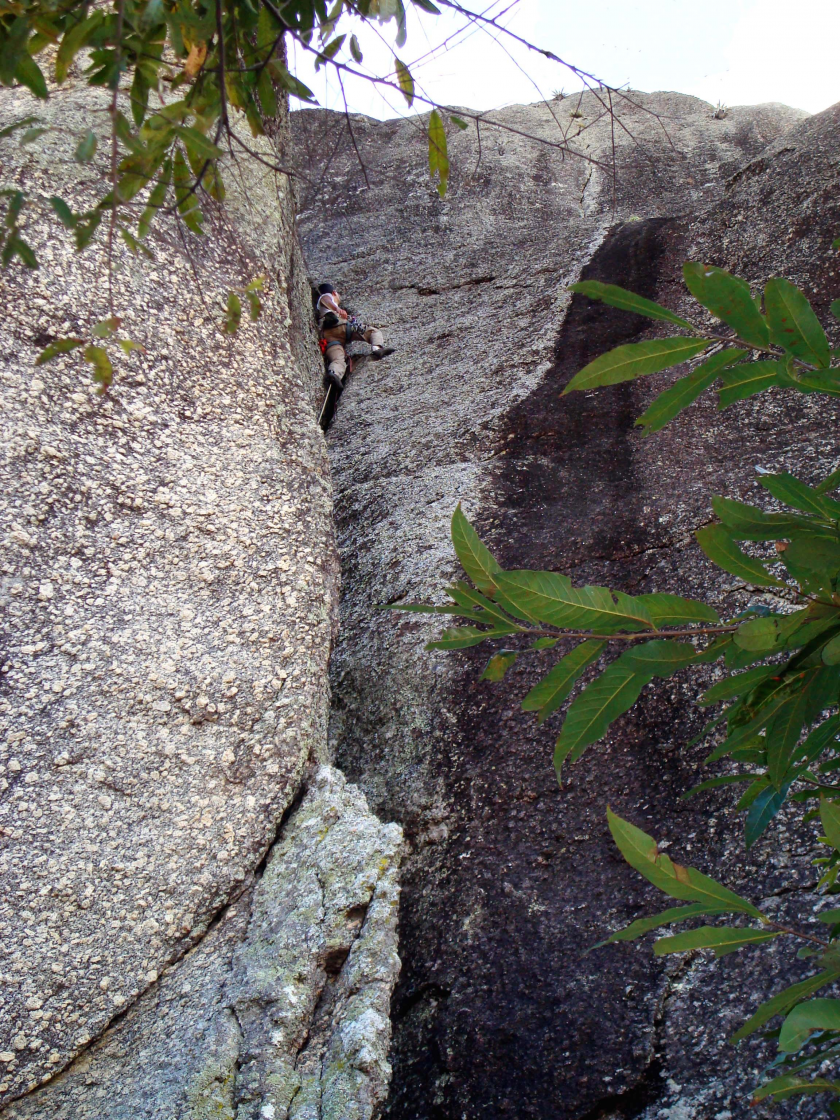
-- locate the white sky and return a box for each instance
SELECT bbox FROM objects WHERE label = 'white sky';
[288,0,840,120]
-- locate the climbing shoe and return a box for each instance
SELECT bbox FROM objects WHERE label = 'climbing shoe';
[369,346,395,360]
[326,370,344,393]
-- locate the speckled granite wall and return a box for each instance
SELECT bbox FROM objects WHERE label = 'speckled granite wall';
[0,73,402,1119]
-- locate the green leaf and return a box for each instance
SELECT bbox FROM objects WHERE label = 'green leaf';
[224,291,242,334]
[695,524,785,587]
[563,337,710,394]
[733,968,840,1042]
[682,772,759,799]
[555,664,650,775]
[765,277,829,368]
[683,262,769,348]
[711,495,817,541]
[521,640,605,722]
[495,571,654,632]
[35,337,84,365]
[74,129,97,163]
[634,592,719,627]
[349,33,363,62]
[175,124,223,161]
[173,148,203,234]
[138,159,172,240]
[734,615,789,652]
[385,601,476,618]
[823,634,840,665]
[779,999,840,1052]
[247,290,262,320]
[607,809,765,917]
[767,668,834,784]
[705,688,801,764]
[117,338,144,355]
[619,640,700,675]
[831,300,840,324]
[15,54,48,100]
[257,68,278,118]
[83,345,113,391]
[635,348,747,433]
[20,127,47,145]
[55,11,104,83]
[818,909,840,924]
[395,58,414,106]
[752,1075,840,1103]
[653,925,779,957]
[1,234,37,269]
[446,581,522,630]
[0,114,40,139]
[700,666,777,706]
[269,63,316,103]
[74,211,103,251]
[745,783,790,848]
[821,797,840,852]
[49,196,77,229]
[717,360,783,407]
[531,637,557,650]
[449,114,468,130]
[317,33,346,64]
[759,471,840,518]
[450,504,502,595]
[569,280,696,331]
[92,316,120,339]
[795,714,840,766]
[597,903,730,946]
[735,774,771,810]
[783,537,840,582]
[426,625,517,650]
[411,0,442,11]
[480,650,517,681]
[428,108,449,198]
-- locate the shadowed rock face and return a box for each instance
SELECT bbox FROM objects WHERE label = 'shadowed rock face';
[294,94,840,1119]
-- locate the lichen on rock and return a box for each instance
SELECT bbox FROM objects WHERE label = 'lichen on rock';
[3,765,402,1120]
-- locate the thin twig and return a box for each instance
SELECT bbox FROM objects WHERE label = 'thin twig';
[337,70,370,189]
[766,920,830,949]
[106,0,126,317]
[216,0,228,130]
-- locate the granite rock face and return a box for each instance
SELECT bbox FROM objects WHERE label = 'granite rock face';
[0,78,402,1116]
[294,93,840,1118]
[3,765,403,1120]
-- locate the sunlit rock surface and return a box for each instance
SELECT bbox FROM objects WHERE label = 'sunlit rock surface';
[0,76,403,1117]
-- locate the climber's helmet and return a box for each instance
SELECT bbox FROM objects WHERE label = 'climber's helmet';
[318,282,336,295]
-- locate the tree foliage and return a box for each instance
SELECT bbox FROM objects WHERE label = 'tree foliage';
[395,264,840,1109]
[0,0,500,273]
[0,0,468,375]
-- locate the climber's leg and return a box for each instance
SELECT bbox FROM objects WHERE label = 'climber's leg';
[364,328,394,360]
[324,343,346,392]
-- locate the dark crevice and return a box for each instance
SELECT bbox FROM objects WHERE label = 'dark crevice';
[252,763,314,881]
[576,957,695,1120]
[576,1059,664,1120]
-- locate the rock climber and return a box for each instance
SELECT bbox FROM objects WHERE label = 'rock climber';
[316,282,394,394]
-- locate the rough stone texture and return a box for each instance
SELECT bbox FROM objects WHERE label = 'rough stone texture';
[3,764,403,1120]
[0,76,361,1109]
[294,93,840,1119]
